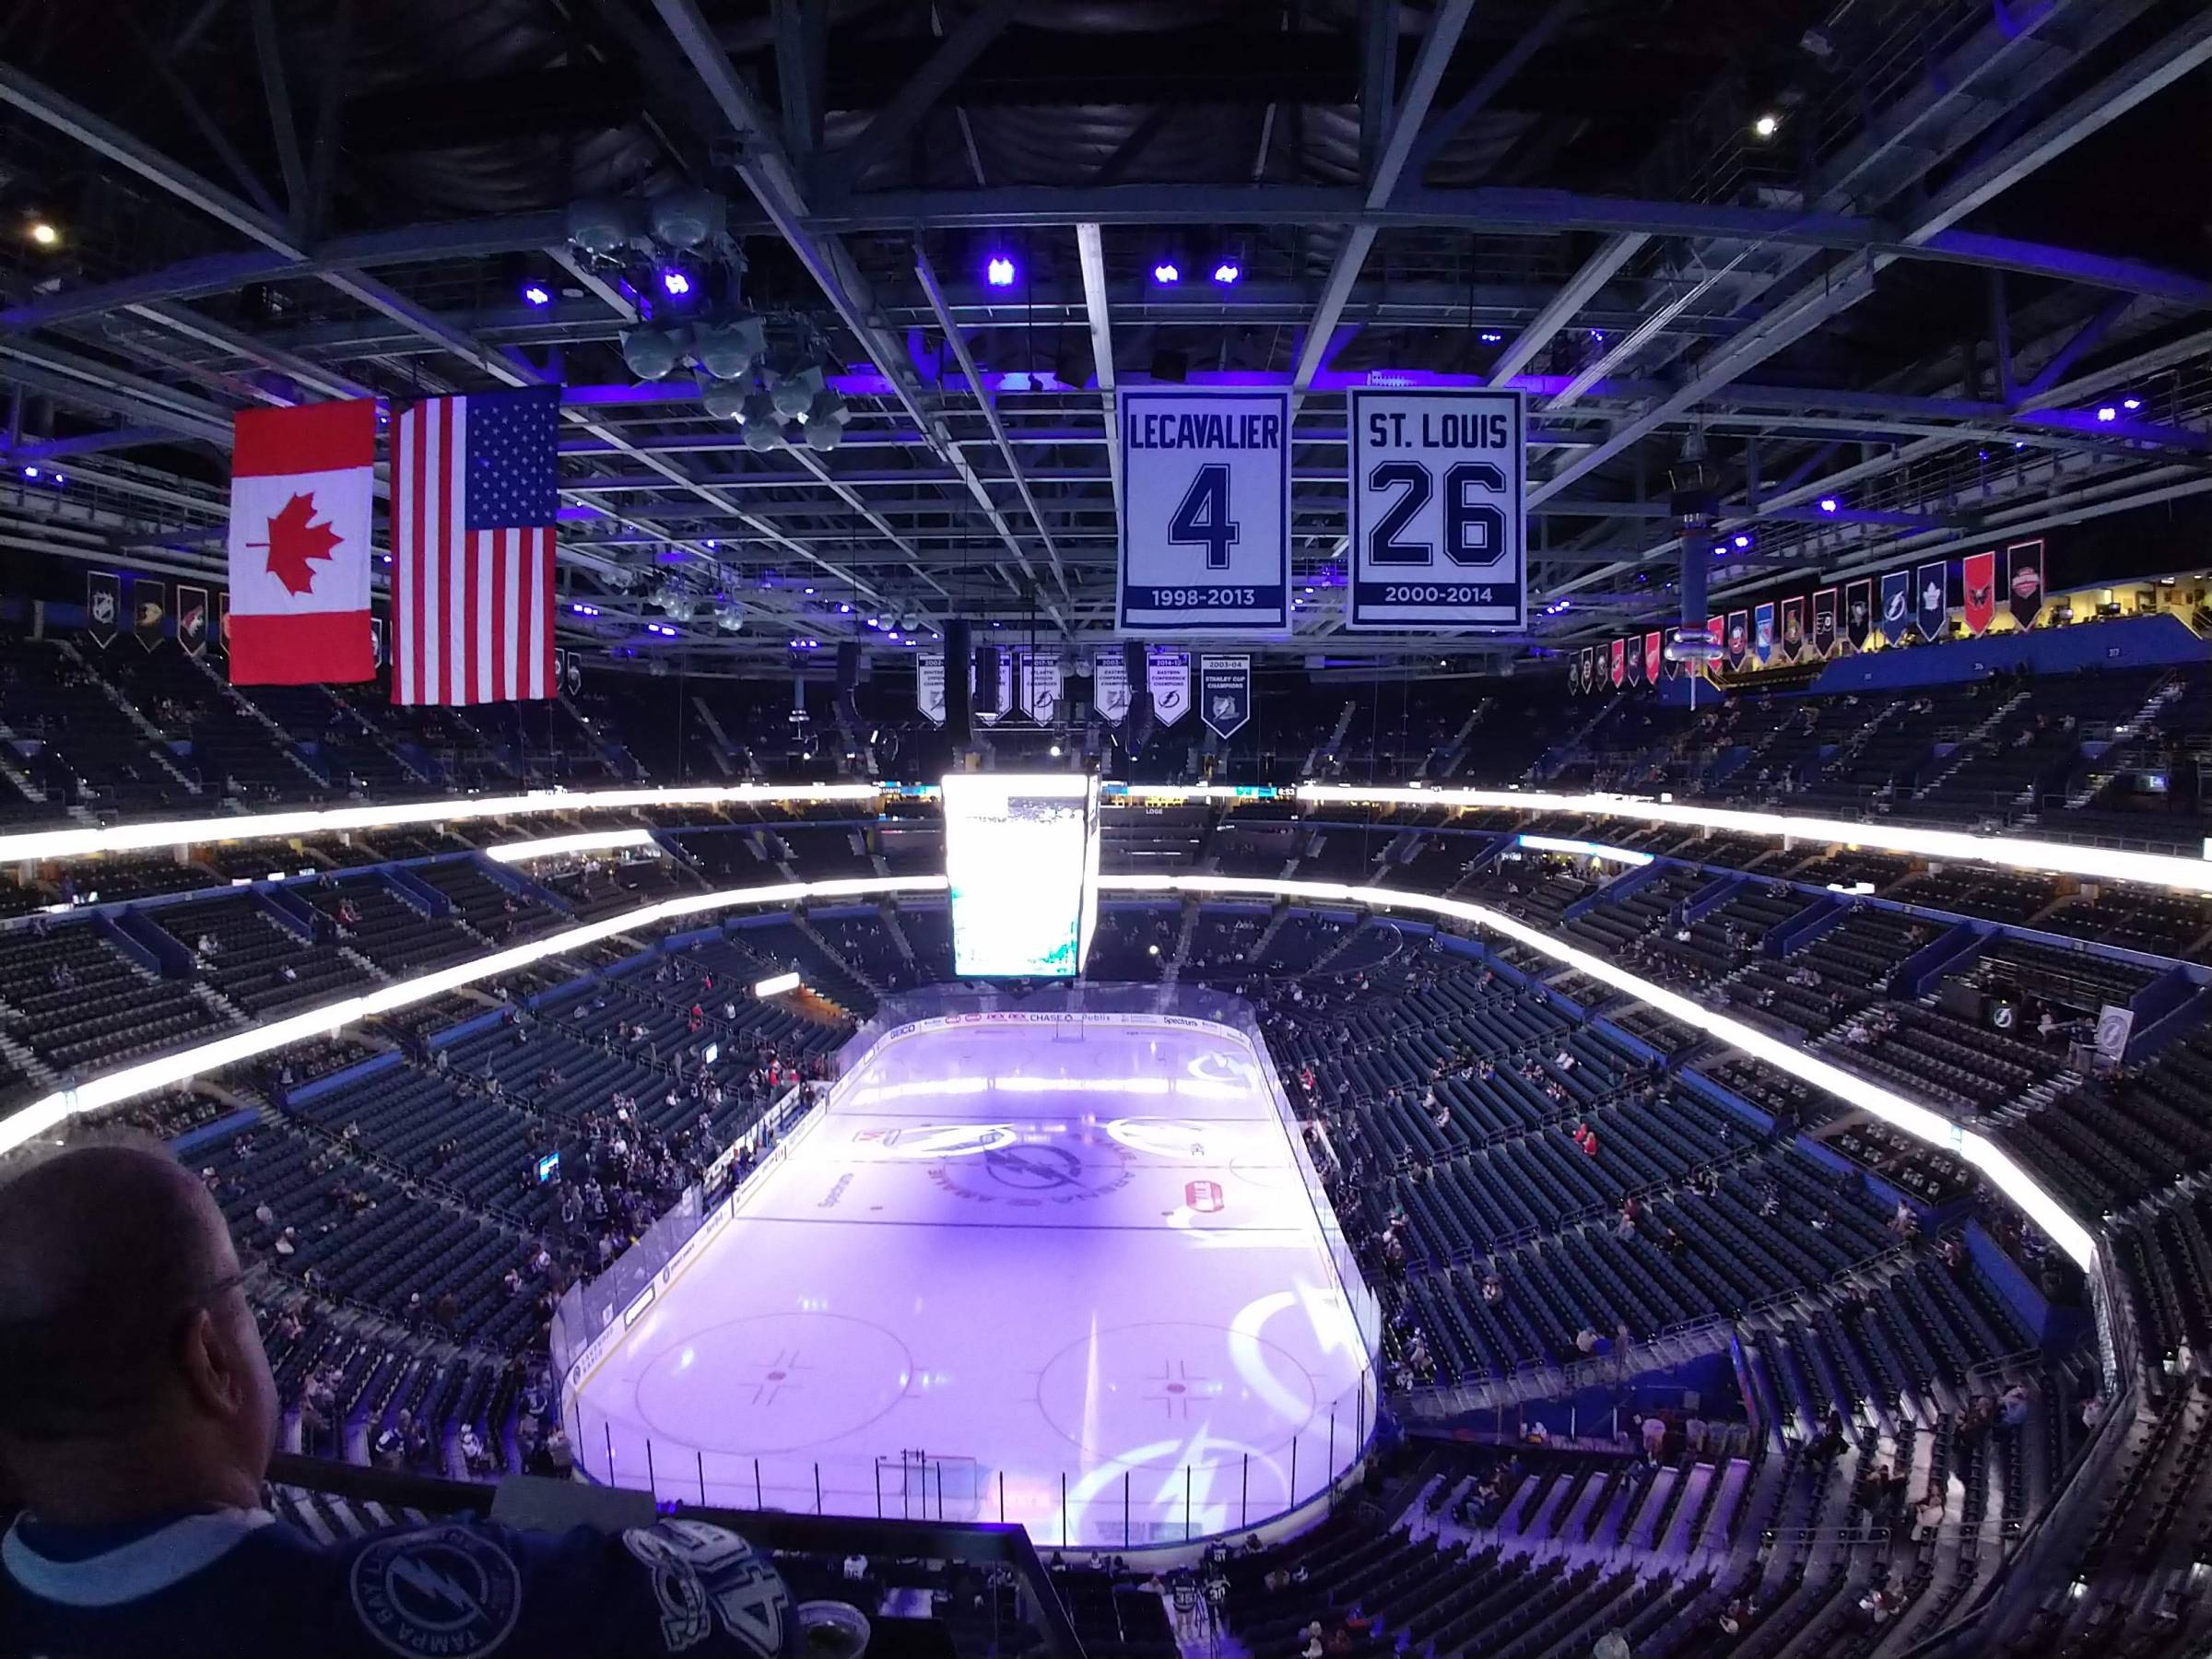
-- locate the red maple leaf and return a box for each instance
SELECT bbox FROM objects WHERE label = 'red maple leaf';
[251,491,344,596]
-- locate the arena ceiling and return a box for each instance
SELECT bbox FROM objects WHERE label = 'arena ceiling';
[0,0,2209,671]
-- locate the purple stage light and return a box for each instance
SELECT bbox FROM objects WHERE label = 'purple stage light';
[985,255,1017,288]
[1152,262,1180,284]
[521,282,553,307]
[2123,397,2143,410]
[660,269,691,297]
[2096,406,2117,422]
[1818,497,1839,513]
[1479,331,1502,344]
[1732,533,1752,548]
[1211,261,1241,285]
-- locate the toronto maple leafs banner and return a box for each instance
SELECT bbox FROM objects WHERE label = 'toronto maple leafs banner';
[1879,570,1909,643]
[177,585,209,658]
[132,578,166,651]
[1914,560,1948,641]
[227,401,376,685]
[1147,646,1192,726]
[1962,549,1998,635]
[1092,647,1132,724]
[85,571,120,647]
[2007,540,2046,629]
[1199,654,1252,738]
[1846,580,1874,650]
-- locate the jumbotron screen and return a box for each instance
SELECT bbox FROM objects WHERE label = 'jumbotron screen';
[941,773,1100,978]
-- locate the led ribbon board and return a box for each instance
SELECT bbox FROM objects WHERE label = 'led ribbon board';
[940,773,1100,978]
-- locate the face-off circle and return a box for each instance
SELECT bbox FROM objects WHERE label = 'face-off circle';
[1033,1319,1321,1468]
[634,1312,915,1453]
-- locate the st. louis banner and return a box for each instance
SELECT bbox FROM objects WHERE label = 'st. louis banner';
[1092,647,1132,723]
[1846,580,1875,650]
[1345,389,1525,630]
[2007,540,2045,629]
[1914,560,1947,641]
[1962,550,1998,635]
[1879,571,1910,643]
[1811,588,1837,658]
[1118,389,1289,633]
[1199,654,1253,738]
[1147,645,1192,726]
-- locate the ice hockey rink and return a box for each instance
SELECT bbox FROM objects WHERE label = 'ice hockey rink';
[565,1010,1377,1546]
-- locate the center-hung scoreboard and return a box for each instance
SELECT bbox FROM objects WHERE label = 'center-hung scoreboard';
[1115,386,1526,637]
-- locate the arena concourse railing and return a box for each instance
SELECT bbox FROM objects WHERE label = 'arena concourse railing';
[549,982,1383,1549]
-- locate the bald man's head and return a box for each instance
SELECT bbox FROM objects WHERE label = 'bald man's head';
[0,1141,276,1518]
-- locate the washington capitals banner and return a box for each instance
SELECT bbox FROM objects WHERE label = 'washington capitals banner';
[1962,550,1998,635]
[1609,638,1626,688]
[85,571,120,647]
[1846,580,1874,650]
[1199,653,1252,738]
[1779,596,1805,662]
[2007,539,2045,629]
[1725,611,1747,668]
[1914,560,1947,641]
[1753,603,1775,665]
[1811,588,1838,658]
[1879,571,1909,643]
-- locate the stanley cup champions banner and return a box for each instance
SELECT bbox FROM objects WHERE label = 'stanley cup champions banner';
[1118,390,1289,633]
[1345,390,1525,630]
[1199,654,1253,737]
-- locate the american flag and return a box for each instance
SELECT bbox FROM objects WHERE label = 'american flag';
[391,384,560,705]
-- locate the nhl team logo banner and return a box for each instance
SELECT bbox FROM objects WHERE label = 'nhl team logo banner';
[1779,596,1805,662]
[1753,603,1775,665]
[376,618,389,669]
[1577,646,1594,695]
[1660,633,1679,681]
[133,577,167,651]
[1811,588,1838,658]
[1914,560,1948,641]
[564,653,582,697]
[1019,648,1064,723]
[217,591,230,656]
[1624,635,1642,687]
[1705,615,1725,678]
[2007,539,2045,629]
[1091,648,1132,724]
[85,571,120,647]
[1845,580,1874,650]
[1725,610,1747,667]
[1879,570,1909,642]
[1961,549,1998,635]
[1147,645,1192,726]
[1643,631,1663,687]
[916,652,947,725]
[1608,638,1626,688]
[177,585,210,658]
[1199,653,1252,738]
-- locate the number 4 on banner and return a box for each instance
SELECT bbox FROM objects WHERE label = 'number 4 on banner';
[1169,465,1240,571]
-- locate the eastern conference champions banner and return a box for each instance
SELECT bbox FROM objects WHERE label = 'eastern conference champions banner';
[1347,389,1525,630]
[1117,389,1290,633]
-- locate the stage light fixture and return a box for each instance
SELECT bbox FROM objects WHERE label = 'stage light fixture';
[521,282,553,307]
[1818,497,1839,512]
[2123,397,2143,411]
[1211,260,1241,285]
[27,221,58,247]
[1752,113,1780,139]
[693,316,766,380]
[659,268,693,298]
[774,364,825,418]
[985,254,1017,288]
[620,326,682,381]
[1152,261,1180,284]
[2096,406,2117,422]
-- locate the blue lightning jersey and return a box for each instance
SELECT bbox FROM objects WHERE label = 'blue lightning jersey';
[0,1507,795,1659]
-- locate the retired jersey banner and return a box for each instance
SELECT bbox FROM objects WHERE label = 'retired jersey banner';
[916,652,947,724]
[1345,389,1524,631]
[177,585,210,657]
[1643,631,1663,687]
[1092,648,1132,723]
[1118,388,1289,633]
[2007,540,2045,628]
[1753,603,1775,664]
[1914,560,1947,641]
[85,571,120,647]
[1811,588,1838,658]
[1199,654,1252,738]
[1879,571,1910,643]
[1962,550,1998,634]
[1725,610,1747,668]
[1779,596,1805,662]
[1608,638,1626,688]
[133,578,166,651]
[1147,645,1192,726]
[1846,580,1874,650]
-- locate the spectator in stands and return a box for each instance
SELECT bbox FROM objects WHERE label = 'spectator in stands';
[1641,1414,1667,1461]
[0,1139,802,1658]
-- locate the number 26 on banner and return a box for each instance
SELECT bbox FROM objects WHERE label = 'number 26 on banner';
[1346,389,1525,630]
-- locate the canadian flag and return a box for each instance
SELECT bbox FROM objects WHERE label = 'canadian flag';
[226,401,376,684]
